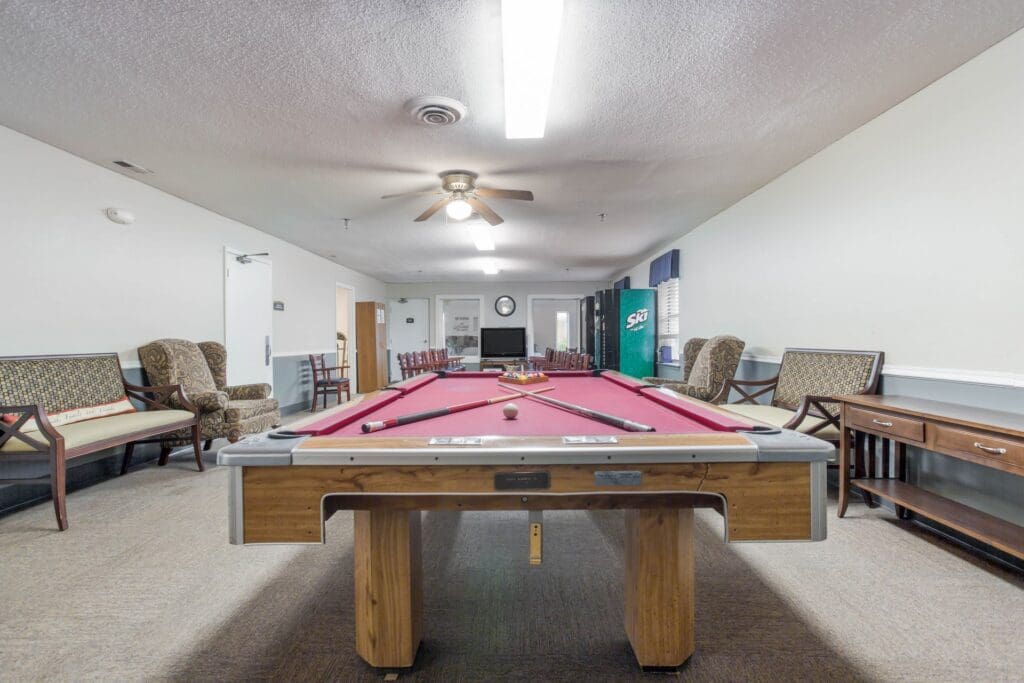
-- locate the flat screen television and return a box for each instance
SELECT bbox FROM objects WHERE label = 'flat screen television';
[480,327,526,358]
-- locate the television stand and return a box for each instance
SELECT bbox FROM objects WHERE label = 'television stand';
[480,357,527,371]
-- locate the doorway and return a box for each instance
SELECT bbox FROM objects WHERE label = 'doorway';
[527,295,584,356]
[224,248,273,389]
[336,284,355,387]
[387,298,430,381]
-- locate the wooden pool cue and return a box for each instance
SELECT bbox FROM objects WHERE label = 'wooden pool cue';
[361,385,555,433]
[498,385,655,432]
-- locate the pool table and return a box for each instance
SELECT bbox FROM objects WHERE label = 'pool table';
[218,370,834,670]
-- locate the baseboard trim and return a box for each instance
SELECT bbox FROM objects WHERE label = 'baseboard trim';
[740,354,1023,389]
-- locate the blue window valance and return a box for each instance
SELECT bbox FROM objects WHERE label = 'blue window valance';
[648,249,680,287]
[613,276,631,289]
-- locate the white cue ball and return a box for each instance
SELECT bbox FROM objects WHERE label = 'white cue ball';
[503,403,519,420]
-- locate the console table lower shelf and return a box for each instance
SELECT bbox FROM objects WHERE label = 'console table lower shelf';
[837,394,1024,562]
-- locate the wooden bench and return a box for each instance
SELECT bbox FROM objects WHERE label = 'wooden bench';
[0,353,199,530]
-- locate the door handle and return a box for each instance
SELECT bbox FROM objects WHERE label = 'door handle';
[265,336,271,366]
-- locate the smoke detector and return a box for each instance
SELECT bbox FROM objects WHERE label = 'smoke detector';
[407,96,467,126]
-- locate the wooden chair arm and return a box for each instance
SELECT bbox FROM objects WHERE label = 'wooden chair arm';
[713,375,779,405]
[0,403,62,453]
[123,382,197,415]
[784,394,840,435]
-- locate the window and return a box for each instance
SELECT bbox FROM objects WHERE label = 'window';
[555,311,569,351]
[441,298,481,358]
[657,278,680,362]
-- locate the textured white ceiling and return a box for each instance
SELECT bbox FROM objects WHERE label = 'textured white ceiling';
[1,1,1022,282]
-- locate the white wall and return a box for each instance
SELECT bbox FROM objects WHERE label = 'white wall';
[385,281,605,348]
[0,126,386,364]
[614,30,1024,378]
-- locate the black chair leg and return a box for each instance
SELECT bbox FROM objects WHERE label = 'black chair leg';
[203,439,213,451]
[120,442,136,475]
[158,446,172,466]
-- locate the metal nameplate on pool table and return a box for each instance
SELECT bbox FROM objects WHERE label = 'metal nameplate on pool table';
[494,471,551,490]
[563,435,618,444]
[594,470,643,486]
[429,437,483,446]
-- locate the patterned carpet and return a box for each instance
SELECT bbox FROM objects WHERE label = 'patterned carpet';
[1,430,1021,682]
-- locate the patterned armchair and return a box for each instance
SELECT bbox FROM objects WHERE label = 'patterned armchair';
[643,335,745,403]
[717,348,884,442]
[137,339,281,446]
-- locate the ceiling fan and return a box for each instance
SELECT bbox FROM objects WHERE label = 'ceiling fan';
[381,170,533,226]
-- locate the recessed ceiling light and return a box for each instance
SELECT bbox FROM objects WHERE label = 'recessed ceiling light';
[501,0,564,139]
[482,258,499,275]
[469,224,495,251]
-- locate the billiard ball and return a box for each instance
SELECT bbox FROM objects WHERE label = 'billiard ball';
[503,403,519,420]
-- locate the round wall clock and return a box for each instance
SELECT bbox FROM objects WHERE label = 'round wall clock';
[494,295,516,317]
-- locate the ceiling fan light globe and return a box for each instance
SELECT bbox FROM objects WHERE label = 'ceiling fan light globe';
[446,199,473,221]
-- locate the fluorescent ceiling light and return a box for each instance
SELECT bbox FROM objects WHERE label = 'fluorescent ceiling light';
[446,198,472,220]
[469,224,495,251]
[482,258,499,275]
[501,0,564,139]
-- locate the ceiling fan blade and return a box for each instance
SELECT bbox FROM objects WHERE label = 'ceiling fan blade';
[414,197,450,222]
[381,189,443,200]
[466,197,504,226]
[475,187,534,201]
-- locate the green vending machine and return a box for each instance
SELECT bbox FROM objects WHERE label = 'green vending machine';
[596,288,656,378]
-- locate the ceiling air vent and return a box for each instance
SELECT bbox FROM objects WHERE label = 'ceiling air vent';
[406,96,467,126]
[113,160,153,174]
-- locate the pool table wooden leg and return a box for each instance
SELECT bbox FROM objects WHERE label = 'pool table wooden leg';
[354,509,423,668]
[624,507,695,669]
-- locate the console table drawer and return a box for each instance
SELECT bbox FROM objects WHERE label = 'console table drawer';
[931,425,1024,471]
[847,407,924,442]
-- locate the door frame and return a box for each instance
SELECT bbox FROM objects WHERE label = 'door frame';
[435,295,484,364]
[336,281,356,388]
[526,293,587,356]
[223,247,273,390]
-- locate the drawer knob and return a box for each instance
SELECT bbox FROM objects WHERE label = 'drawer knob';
[872,419,894,427]
[973,442,1007,455]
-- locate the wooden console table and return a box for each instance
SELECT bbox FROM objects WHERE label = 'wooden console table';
[838,394,1024,560]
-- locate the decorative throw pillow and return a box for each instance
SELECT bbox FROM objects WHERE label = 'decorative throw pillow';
[1,397,136,433]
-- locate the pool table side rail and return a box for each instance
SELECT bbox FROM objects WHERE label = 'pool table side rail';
[227,459,827,546]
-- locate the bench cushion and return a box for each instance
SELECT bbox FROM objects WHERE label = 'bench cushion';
[1,410,194,453]
[719,403,840,441]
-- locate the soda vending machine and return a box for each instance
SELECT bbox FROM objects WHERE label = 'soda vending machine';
[595,288,656,378]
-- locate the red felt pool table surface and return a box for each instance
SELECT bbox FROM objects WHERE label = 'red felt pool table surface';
[295,371,755,438]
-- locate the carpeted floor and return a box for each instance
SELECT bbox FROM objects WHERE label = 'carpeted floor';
[1,415,1022,682]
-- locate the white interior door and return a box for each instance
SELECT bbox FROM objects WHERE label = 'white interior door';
[224,249,273,390]
[388,298,429,381]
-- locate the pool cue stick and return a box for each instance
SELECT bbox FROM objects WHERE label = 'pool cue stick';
[361,385,554,433]
[497,385,655,432]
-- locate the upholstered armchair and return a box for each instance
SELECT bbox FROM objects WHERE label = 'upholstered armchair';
[137,339,281,447]
[643,335,745,403]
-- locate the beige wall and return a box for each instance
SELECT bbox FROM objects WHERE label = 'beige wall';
[0,125,386,364]
[613,30,1024,381]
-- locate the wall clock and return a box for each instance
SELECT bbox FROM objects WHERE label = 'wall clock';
[494,295,516,317]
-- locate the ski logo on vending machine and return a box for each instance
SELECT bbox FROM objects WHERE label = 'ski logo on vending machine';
[624,308,649,331]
